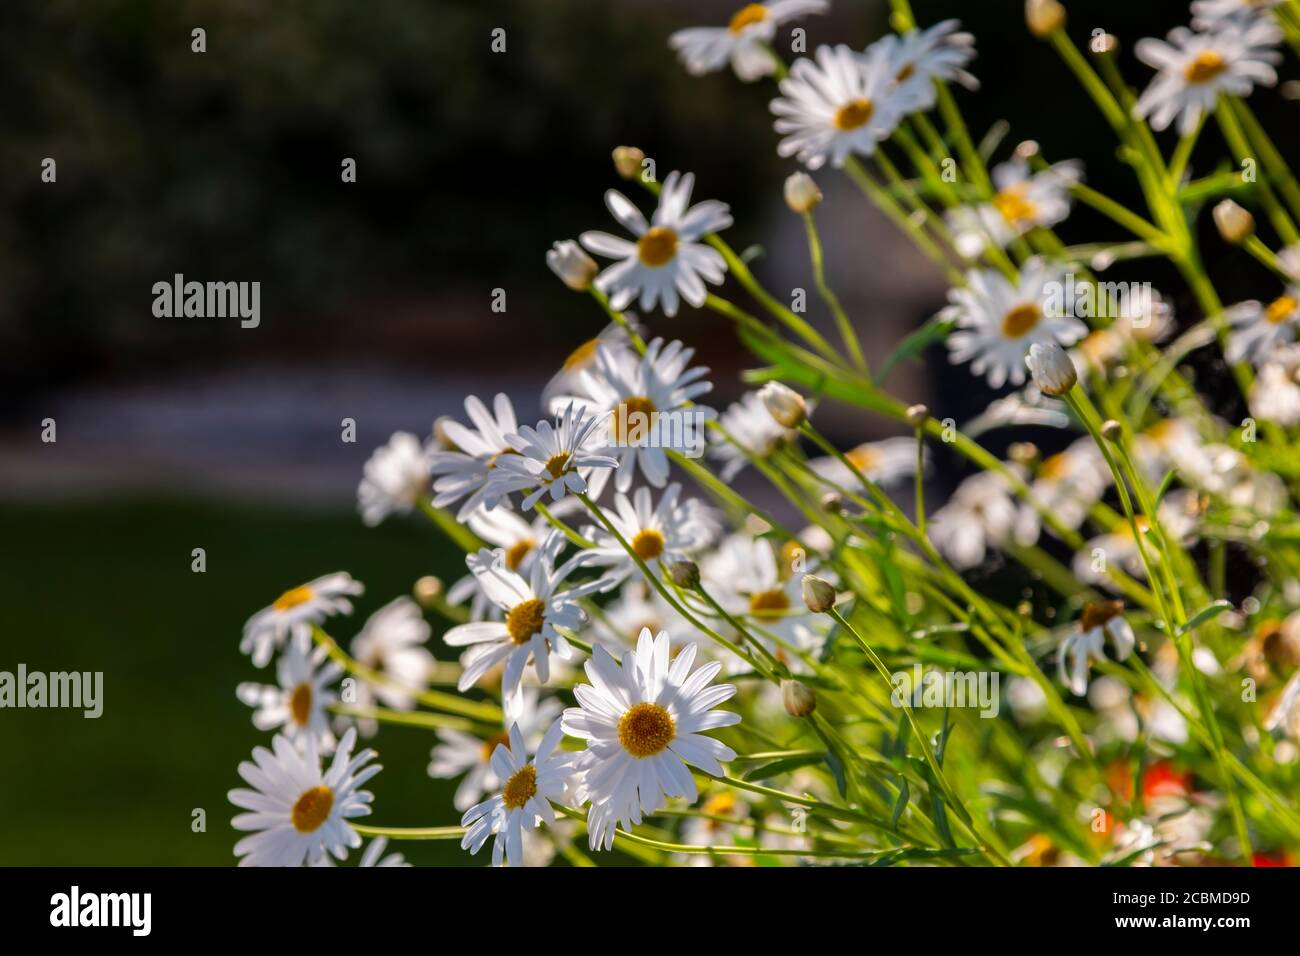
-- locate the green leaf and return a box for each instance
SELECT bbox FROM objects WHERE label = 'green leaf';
[874,318,954,386]
[742,753,825,781]
[1178,599,1233,635]
[1153,468,1178,506]
[823,748,848,798]
[890,779,910,830]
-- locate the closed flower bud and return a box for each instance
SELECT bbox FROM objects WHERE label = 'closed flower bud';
[546,240,598,291]
[1026,0,1066,38]
[1101,419,1123,441]
[612,146,645,180]
[1014,140,1040,161]
[801,574,837,613]
[414,575,443,608]
[668,559,700,590]
[1091,33,1118,57]
[760,382,808,428]
[905,403,929,427]
[1009,441,1039,465]
[1024,341,1078,397]
[784,171,823,213]
[820,491,844,512]
[1213,200,1254,246]
[781,679,817,718]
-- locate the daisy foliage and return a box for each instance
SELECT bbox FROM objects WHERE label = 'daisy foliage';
[227,1,1300,869]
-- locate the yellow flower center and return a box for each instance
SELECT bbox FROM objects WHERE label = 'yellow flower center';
[563,338,599,371]
[502,765,538,810]
[728,3,769,32]
[505,598,546,645]
[612,395,658,445]
[480,730,511,762]
[834,98,875,131]
[631,528,666,560]
[505,538,536,571]
[544,452,571,480]
[273,585,314,612]
[845,445,879,473]
[289,682,313,726]
[1266,294,1297,325]
[779,539,804,579]
[1001,303,1042,339]
[1040,451,1069,480]
[618,701,676,758]
[637,227,679,267]
[290,785,334,833]
[749,588,791,618]
[993,185,1039,226]
[1080,599,1124,632]
[701,792,739,817]
[1184,49,1227,84]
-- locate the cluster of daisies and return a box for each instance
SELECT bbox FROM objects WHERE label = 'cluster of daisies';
[226,0,1300,867]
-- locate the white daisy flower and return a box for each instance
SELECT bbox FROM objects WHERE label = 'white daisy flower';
[229,727,380,867]
[1192,0,1282,31]
[429,687,562,812]
[447,504,569,620]
[1013,438,1111,545]
[928,469,1018,570]
[770,43,914,169]
[461,719,575,867]
[946,158,1081,258]
[356,431,432,527]
[579,171,732,317]
[551,337,716,493]
[1251,344,1300,425]
[486,402,620,509]
[596,580,683,649]
[443,532,604,699]
[237,641,341,751]
[348,597,435,733]
[807,436,920,489]
[710,390,799,481]
[943,261,1088,389]
[873,18,979,112]
[562,629,740,851]
[1057,601,1136,696]
[1135,19,1281,135]
[241,572,363,668]
[1225,287,1300,366]
[582,483,717,589]
[542,320,641,406]
[428,393,521,520]
[669,1,829,82]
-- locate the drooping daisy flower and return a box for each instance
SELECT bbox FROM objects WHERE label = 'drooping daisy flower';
[1251,344,1300,425]
[947,158,1081,258]
[542,319,641,406]
[237,641,341,750]
[582,483,717,588]
[429,687,562,812]
[669,1,829,82]
[1191,0,1282,31]
[1134,19,1282,135]
[1057,600,1136,696]
[807,436,920,489]
[357,431,432,527]
[928,469,1018,570]
[1013,438,1111,545]
[943,260,1088,389]
[348,597,435,734]
[709,390,799,481]
[486,402,619,509]
[229,727,380,867]
[551,338,715,493]
[443,532,605,698]
[873,19,979,112]
[1225,287,1300,366]
[579,171,732,317]
[447,504,570,620]
[429,394,521,520]
[461,719,575,867]
[563,629,740,850]
[770,43,915,169]
[241,572,363,668]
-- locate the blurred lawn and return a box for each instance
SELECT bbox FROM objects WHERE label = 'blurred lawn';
[0,497,492,866]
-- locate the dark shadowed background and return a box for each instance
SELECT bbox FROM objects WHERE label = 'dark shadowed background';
[1,0,1291,864]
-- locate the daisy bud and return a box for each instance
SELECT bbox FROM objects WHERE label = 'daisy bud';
[1014,140,1040,161]
[1213,200,1255,246]
[801,574,837,614]
[1090,33,1119,58]
[612,146,645,180]
[781,679,817,718]
[1025,0,1066,38]
[668,559,700,590]
[760,382,808,429]
[1101,419,1123,441]
[546,240,598,292]
[413,575,443,608]
[1024,341,1078,397]
[820,491,844,512]
[784,171,823,213]
[905,403,929,427]
[1009,441,1039,465]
